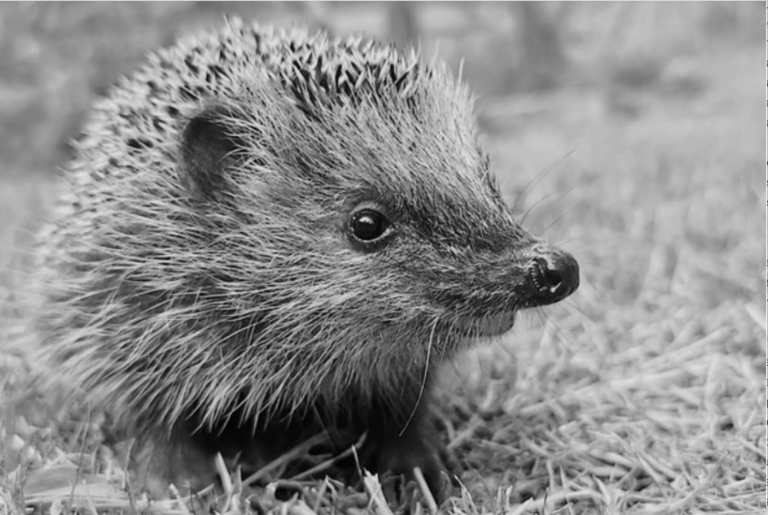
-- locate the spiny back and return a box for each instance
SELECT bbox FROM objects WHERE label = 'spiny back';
[50,19,482,247]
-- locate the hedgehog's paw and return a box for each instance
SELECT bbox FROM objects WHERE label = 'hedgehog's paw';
[378,451,451,508]
[363,431,456,507]
[127,435,218,499]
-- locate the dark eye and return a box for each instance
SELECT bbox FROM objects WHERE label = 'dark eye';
[351,209,388,241]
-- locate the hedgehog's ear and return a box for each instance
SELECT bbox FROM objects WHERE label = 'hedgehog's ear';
[180,105,240,200]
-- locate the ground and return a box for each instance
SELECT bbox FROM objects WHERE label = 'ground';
[0,3,764,515]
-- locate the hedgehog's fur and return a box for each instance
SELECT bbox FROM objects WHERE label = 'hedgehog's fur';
[30,19,578,501]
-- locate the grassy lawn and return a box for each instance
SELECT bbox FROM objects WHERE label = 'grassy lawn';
[0,3,763,514]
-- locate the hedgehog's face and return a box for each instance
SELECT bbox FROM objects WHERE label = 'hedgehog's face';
[325,144,580,343]
[178,39,578,354]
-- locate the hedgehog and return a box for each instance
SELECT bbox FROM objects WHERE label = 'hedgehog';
[28,19,579,502]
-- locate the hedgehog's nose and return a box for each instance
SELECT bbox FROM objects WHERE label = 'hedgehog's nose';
[526,245,579,306]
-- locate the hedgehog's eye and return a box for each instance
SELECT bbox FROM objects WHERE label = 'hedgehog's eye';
[351,209,388,241]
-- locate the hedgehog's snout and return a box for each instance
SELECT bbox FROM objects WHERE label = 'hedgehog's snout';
[525,244,579,306]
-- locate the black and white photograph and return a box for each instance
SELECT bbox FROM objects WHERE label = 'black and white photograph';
[0,2,763,514]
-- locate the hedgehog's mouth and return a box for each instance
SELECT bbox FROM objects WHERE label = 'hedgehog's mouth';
[453,312,516,338]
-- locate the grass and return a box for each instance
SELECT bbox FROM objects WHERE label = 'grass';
[0,3,764,514]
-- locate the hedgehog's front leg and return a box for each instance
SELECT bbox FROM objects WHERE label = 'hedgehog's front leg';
[362,398,456,505]
[127,431,219,499]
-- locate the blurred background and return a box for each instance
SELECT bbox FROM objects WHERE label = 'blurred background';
[0,2,761,177]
